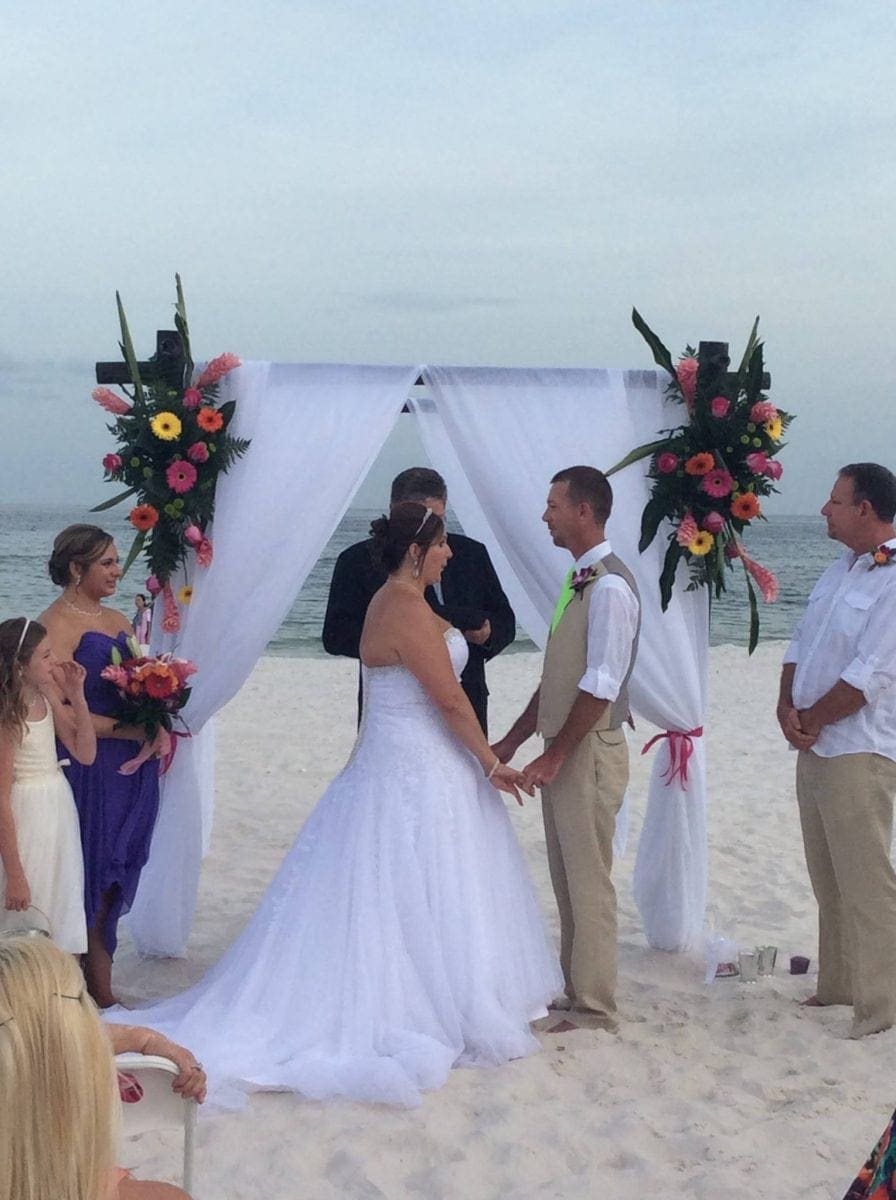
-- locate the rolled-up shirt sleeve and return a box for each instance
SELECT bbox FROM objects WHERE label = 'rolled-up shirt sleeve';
[578,576,639,701]
[840,588,896,702]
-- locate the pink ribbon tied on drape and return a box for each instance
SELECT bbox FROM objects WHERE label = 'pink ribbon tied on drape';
[640,727,704,789]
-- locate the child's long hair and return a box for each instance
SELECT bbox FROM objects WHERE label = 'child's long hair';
[0,619,48,741]
[0,934,119,1200]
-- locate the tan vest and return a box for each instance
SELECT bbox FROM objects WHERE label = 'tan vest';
[536,553,641,738]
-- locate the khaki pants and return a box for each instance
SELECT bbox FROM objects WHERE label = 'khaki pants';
[796,749,896,1036]
[541,728,629,1028]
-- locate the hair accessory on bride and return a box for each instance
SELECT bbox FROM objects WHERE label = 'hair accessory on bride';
[413,507,433,537]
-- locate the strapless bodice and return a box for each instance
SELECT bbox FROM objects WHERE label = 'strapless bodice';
[73,630,131,717]
[361,628,468,712]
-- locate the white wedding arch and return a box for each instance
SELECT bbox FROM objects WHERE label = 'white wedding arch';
[134,362,708,959]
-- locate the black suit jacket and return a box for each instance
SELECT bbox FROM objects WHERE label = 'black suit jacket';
[322,532,515,734]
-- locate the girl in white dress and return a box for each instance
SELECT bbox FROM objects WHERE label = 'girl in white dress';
[0,618,96,952]
[108,503,562,1109]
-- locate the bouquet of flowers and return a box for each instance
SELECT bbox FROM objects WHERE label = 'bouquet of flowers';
[608,309,794,652]
[101,639,197,775]
[92,274,250,634]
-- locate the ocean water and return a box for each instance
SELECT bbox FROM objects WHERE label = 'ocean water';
[0,504,836,656]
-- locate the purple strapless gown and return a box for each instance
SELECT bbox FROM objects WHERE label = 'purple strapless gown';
[63,631,161,955]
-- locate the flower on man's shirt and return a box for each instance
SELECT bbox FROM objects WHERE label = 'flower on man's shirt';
[869,544,896,570]
[571,565,600,595]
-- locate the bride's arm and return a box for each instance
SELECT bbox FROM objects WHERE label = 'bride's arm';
[397,609,531,803]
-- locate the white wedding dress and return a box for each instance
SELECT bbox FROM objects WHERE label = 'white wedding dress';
[110,630,560,1108]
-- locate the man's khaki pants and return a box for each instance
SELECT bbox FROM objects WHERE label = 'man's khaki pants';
[541,728,629,1029]
[796,749,896,1036]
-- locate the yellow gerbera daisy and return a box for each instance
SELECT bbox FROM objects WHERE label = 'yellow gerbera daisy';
[688,531,715,557]
[150,411,182,441]
[177,584,194,604]
[764,416,783,441]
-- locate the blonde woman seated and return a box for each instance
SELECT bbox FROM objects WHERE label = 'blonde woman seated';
[0,934,192,1200]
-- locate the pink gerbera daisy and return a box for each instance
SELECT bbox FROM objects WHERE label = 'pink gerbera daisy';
[700,469,735,498]
[165,460,198,494]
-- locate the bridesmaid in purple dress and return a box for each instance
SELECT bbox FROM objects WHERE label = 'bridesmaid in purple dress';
[40,525,165,1007]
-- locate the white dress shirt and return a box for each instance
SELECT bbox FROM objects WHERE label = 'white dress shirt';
[572,542,640,702]
[784,537,896,760]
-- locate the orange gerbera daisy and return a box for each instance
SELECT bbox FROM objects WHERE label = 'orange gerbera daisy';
[684,452,715,476]
[196,406,224,433]
[128,504,160,531]
[730,492,761,520]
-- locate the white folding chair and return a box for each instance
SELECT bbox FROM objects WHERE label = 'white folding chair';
[115,1052,197,1194]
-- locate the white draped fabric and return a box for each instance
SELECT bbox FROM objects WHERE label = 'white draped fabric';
[411,367,709,951]
[128,362,420,955]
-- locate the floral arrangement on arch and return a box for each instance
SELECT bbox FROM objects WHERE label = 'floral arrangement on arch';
[608,309,793,652]
[91,275,249,634]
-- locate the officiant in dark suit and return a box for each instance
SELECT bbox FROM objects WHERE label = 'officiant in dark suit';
[322,468,516,733]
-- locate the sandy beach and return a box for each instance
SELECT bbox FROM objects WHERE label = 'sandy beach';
[111,643,894,1200]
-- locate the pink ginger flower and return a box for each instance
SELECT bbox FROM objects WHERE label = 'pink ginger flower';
[701,511,725,534]
[676,357,698,408]
[183,387,203,410]
[196,537,214,568]
[183,523,203,547]
[656,451,679,474]
[676,512,699,547]
[710,395,730,418]
[146,574,162,596]
[165,460,198,494]
[186,440,209,463]
[745,451,769,474]
[92,387,132,415]
[161,583,181,634]
[750,400,778,424]
[100,664,129,689]
[196,353,241,389]
[700,469,735,498]
[102,452,123,471]
[742,551,779,602]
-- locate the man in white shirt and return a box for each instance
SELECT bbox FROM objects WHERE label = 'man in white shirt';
[778,462,896,1037]
[492,466,640,1032]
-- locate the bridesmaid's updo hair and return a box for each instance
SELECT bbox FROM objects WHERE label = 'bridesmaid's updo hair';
[370,502,445,573]
[48,524,113,588]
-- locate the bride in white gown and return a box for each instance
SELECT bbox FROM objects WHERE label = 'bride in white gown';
[108,503,561,1108]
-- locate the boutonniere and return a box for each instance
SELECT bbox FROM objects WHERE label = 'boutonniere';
[869,545,896,570]
[571,565,600,595]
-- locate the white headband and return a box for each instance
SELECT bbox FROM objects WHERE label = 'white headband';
[14,618,30,658]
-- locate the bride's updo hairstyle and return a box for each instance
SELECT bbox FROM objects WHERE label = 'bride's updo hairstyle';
[370,502,445,573]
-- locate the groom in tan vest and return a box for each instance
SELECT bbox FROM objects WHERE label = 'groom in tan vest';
[492,466,640,1033]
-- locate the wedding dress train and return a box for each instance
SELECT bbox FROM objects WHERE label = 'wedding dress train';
[109,630,560,1108]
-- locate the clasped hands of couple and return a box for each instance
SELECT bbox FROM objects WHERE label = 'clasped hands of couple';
[486,736,565,806]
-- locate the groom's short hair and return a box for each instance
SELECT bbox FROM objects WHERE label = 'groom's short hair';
[551,466,612,523]
[390,468,447,505]
[839,463,896,522]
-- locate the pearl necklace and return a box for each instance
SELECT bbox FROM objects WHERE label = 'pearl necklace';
[61,595,104,618]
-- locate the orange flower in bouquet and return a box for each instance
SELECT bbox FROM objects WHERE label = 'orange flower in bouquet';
[101,640,197,776]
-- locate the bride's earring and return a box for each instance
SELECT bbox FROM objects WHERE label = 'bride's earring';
[412,555,420,579]
[75,573,82,593]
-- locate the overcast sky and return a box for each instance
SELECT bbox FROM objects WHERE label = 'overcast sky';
[2,1,894,511]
